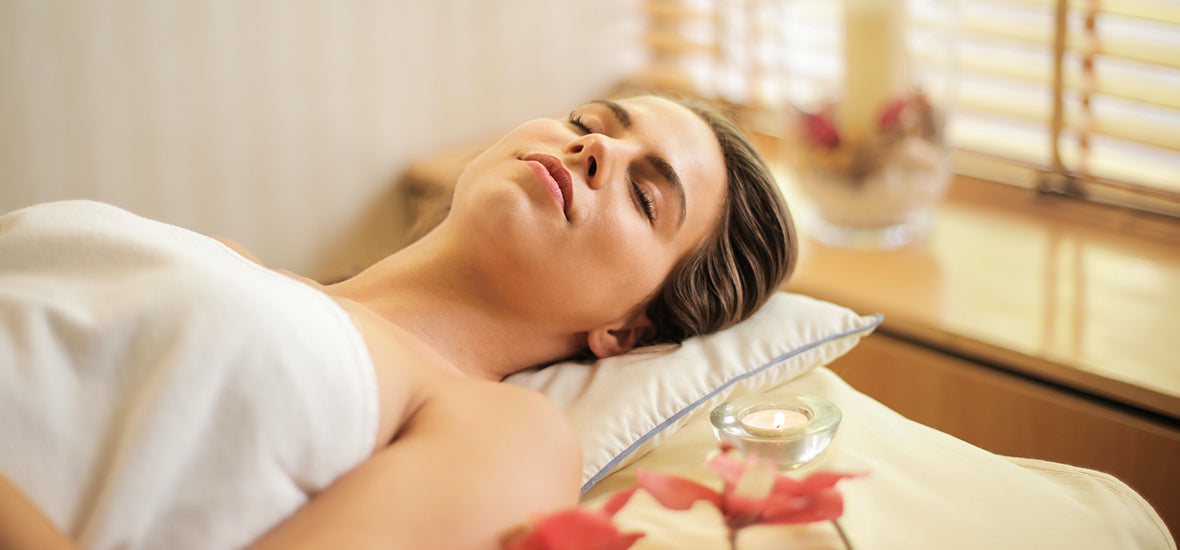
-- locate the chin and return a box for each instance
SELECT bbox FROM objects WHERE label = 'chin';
[455,189,549,254]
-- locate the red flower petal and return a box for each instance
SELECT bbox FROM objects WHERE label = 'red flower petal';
[505,509,644,550]
[601,487,637,518]
[705,451,745,489]
[774,471,862,495]
[878,97,908,131]
[758,472,863,525]
[719,492,768,530]
[601,535,646,550]
[635,469,722,511]
[759,488,846,525]
[803,111,841,148]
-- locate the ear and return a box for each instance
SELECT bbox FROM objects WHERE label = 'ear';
[586,313,656,359]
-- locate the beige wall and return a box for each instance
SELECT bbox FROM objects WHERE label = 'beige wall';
[0,0,642,280]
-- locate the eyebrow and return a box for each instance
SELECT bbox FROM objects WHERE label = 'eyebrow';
[591,99,631,128]
[593,99,688,230]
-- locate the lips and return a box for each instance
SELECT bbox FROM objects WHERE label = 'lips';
[522,153,573,219]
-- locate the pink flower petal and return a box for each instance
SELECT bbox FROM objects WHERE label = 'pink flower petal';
[759,488,846,525]
[774,471,863,495]
[505,509,644,550]
[878,97,908,130]
[601,535,646,550]
[719,492,768,530]
[730,457,776,502]
[803,111,841,148]
[636,469,722,511]
[601,487,637,518]
[705,452,745,488]
[757,472,863,525]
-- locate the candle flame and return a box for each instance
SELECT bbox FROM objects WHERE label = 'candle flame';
[773,411,786,430]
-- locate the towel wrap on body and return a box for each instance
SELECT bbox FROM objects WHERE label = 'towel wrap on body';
[0,200,378,550]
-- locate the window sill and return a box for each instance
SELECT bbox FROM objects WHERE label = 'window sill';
[782,173,1180,421]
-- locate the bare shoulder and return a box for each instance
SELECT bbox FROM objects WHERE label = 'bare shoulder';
[445,380,572,426]
[413,379,581,476]
[245,380,581,550]
[325,292,581,478]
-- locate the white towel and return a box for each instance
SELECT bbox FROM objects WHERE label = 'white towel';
[0,201,378,550]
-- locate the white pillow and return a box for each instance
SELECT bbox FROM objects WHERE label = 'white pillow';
[504,291,882,492]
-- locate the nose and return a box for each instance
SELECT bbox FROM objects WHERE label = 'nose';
[564,134,609,190]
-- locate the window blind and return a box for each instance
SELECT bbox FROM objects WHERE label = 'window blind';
[631,0,1180,217]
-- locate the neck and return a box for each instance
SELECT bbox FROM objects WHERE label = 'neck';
[324,229,583,381]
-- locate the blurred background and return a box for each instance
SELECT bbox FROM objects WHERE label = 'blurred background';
[0,0,642,281]
[1,0,1177,281]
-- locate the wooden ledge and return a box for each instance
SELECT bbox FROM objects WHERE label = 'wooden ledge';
[784,175,1180,421]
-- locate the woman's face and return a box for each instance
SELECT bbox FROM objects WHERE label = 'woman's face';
[448,96,726,350]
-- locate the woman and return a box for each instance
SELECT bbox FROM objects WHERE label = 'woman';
[0,94,795,549]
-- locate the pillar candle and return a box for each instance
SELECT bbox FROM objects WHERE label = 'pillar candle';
[841,0,908,143]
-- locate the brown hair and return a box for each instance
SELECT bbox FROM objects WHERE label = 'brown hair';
[637,97,797,347]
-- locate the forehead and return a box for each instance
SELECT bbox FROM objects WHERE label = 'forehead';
[615,96,726,234]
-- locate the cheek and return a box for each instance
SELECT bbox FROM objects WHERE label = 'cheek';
[577,229,673,304]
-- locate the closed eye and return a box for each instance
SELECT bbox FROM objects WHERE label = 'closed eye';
[631,178,656,222]
[568,112,591,134]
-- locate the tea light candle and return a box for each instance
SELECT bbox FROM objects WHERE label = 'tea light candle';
[740,409,809,436]
[711,393,842,470]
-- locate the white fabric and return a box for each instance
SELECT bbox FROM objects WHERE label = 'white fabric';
[0,201,378,550]
[506,292,881,491]
[583,367,1176,550]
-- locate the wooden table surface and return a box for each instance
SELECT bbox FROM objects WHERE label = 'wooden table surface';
[782,174,1180,421]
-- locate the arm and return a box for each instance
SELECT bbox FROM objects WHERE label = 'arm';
[0,474,78,550]
[246,382,581,550]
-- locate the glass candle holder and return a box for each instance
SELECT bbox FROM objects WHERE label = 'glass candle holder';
[710,393,842,470]
[778,0,959,249]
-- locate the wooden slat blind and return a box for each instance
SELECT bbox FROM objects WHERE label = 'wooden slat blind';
[633,0,1180,217]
